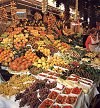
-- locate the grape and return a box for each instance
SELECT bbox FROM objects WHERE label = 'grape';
[24,88,29,94]
[17,79,52,107]
[39,87,50,97]
[40,94,48,101]
[38,80,46,89]
[30,99,41,108]
[19,97,27,107]
[15,93,23,101]
[46,81,57,89]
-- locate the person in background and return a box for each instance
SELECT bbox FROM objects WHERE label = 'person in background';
[85,28,100,52]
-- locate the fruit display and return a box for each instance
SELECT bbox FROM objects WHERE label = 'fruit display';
[25,49,39,63]
[63,87,72,94]
[45,44,59,55]
[53,40,71,52]
[51,104,62,108]
[39,98,54,108]
[91,58,100,66]
[9,56,32,71]
[29,66,43,75]
[71,87,82,95]
[48,91,59,100]
[52,67,65,73]
[33,57,53,69]
[0,75,36,96]
[60,53,73,65]
[38,46,51,56]
[0,49,14,66]
[16,79,57,108]
[61,63,100,81]
[0,48,4,54]
[66,96,77,104]
[1,37,13,49]
[63,28,74,36]
[47,55,65,67]
[65,50,80,59]
[62,106,72,108]
[28,36,39,49]
[56,95,67,104]
[36,40,46,47]
[13,33,28,50]
[85,52,97,58]
[67,77,79,81]
[0,15,99,108]
[38,71,60,81]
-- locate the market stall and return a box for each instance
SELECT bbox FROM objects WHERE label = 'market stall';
[0,22,100,108]
[0,1,100,108]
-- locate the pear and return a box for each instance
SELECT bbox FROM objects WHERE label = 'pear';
[38,59,42,63]
[37,64,42,68]
[41,57,46,62]
[33,62,38,66]
[42,62,46,66]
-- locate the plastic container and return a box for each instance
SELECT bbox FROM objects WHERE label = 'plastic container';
[48,91,59,100]
[56,94,67,104]
[39,98,54,108]
[50,103,62,108]
[62,87,72,95]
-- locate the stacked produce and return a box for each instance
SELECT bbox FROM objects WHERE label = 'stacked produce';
[0,48,3,54]
[61,63,100,82]
[0,49,14,66]
[39,83,82,108]
[45,44,59,55]
[53,40,71,53]
[33,57,53,69]
[0,8,100,108]
[28,36,39,49]
[65,50,80,59]
[91,58,100,66]
[47,55,65,67]
[1,37,13,49]
[13,33,28,50]
[38,46,51,56]
[0,75,36,96]
[63,28,74,36]
[29,66,43,75]
[60,53,74,65]
[0,33,7,42]
[25,49,39,63]
[9,56,32,71]
[83,52,100,66]
[15,79,57,108]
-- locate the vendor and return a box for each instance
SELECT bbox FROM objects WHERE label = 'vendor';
[85,28,100,52]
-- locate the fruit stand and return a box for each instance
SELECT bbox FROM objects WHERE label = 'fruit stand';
[0,1,100,107]
[0,21,100,108]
